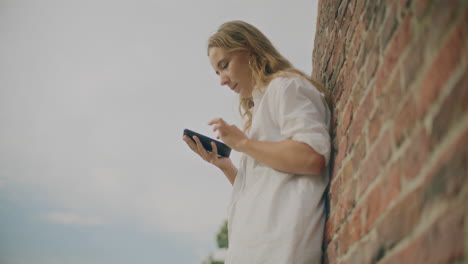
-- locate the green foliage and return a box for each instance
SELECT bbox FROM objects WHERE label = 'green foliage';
[201,220,228,264]
[201,256,224,264]
[216,220,228,249]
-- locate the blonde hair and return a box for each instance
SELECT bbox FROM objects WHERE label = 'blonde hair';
[208,20,329,132]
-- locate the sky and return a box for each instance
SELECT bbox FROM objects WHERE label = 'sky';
[0,0,318,263]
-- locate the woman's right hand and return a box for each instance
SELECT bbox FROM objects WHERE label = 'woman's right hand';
[183,135,233,170]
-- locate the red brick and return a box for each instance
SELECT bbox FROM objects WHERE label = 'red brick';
[353,0,366,19]
[344,178,357,211]
[313,2,467,263]
[341,0,355,38]
[341,158,354,188]
[365,49,379,81]
[393,93,420,147]
[330,172,342,212]
[379,69,402,120]
[328,33,346,77]
[375,126,468,262]
[350,134,367,174]
[376,186,423,254]
[354,45,367,75]
[335,192,350,228]
[337,180,358,225]
[431,68,468,144]
[343,62,358,92]
[340,205,361,255]
[417,14,466,117]
[357,128,393,196]
[367,108,382,146]
[331,109,339,139]
[362,181,381,233]
[360,162,401,235]
[397,127,431,181]
[340,222,352,255]
[350,74,366,109]
[349,205,363,240]
[345,0,362,35]
[346,245,364,264]
[414,0,430,20]
[337,102,353,141]
[363,27,377,56]
[361,231,383,264]
[357,163,378,198]
[348,88,375,151]
[332,74,346,108]
[375,15,412,94]
[425,0,459,51]
[400,30,427,93]
[333,135,348,174]
[380,2,399,50]
[362,0,377,31]
[379,163,402,206]
[381,200,465,264]
[336,0,350,27]
[326,237,340,264]
[335,72,354,110]
[348,21,365,69]
[421,127,468,204]
[324,213,336,245]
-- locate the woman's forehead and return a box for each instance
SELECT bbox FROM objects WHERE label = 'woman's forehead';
[208,47,229,67]
[208,47,228,59]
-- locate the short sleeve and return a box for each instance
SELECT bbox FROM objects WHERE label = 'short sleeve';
[271,77,331,165]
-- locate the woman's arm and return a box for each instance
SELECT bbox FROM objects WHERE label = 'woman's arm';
[183,135,238,185]
[218,159,238,185]
[208,118,325,175]
[238,138,325,175]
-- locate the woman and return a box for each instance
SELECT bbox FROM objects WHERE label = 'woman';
[183,20,331,264]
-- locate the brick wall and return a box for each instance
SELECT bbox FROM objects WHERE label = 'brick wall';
[312,0,467,263]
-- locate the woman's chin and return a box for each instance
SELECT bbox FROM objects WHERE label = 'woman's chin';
[239,91,253,99]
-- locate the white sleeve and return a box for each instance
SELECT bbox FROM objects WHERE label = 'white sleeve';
[271,77,331,165]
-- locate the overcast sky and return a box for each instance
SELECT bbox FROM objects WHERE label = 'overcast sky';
[0,0,318,263]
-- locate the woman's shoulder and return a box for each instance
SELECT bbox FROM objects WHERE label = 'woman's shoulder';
[267,73,318,94]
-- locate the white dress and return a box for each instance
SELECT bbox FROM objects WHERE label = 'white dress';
[225,76,331,264]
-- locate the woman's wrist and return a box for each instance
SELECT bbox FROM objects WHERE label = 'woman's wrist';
[218,161,238,185]
[217,159,234,172]
[236,138,251,153]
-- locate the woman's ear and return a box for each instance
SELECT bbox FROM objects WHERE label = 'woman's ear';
[248,53,254,66]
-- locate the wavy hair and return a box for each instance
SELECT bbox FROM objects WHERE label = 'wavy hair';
[208,20,329,132]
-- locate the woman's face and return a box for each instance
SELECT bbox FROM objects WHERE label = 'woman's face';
[208,47,254,98]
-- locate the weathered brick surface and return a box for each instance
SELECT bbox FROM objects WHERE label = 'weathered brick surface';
[313,0,468,263]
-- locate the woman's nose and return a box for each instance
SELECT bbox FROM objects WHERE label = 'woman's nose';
[220,74,229,86]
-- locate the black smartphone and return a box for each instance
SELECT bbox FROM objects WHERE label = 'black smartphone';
[183,129,232,158]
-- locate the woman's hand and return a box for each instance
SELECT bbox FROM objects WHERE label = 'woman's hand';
[183,134,233,170]
[208,118,249,152]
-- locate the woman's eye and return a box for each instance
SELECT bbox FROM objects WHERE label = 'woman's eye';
[222,62,229,69]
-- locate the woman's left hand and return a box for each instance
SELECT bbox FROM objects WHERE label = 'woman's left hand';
[208,118,249,152]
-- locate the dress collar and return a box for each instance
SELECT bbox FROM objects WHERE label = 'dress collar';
[252,87,265,107]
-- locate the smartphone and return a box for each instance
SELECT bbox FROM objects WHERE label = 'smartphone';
[183,129,231,158]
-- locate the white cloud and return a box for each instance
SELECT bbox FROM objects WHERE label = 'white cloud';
[2,256,28,264]
[41,211,105,226]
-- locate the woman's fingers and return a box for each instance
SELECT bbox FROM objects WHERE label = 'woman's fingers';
[183,135,221,163]
[183,135,199,153]
[208,118,226,126]
[208,118,219,126]
[213,124,223,137]
[211,141,219,157]
[193,136,216,162]
[183,136,206,157]
[192,136,206,157]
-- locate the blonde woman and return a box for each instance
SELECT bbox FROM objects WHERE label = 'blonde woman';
[183,20,331,263]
